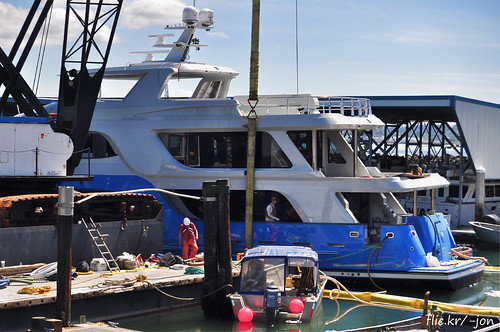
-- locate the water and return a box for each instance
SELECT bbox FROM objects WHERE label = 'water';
[118,247,499,331]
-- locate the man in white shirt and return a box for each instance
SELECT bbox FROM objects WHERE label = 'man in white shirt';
[265,196,280,222]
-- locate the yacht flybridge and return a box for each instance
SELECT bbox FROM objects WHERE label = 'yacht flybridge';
[56,6,484,289]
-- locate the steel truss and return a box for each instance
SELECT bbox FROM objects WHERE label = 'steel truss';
[359,120,472,178]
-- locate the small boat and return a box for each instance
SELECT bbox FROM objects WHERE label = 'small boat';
[469,221,500,245]
[230,246,327,326]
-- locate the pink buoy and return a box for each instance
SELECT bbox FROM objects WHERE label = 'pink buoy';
[237,321,254,332]
[289,298,305,314]
[237,307,254,322]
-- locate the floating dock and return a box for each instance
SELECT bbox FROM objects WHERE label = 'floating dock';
[0,265,239,331]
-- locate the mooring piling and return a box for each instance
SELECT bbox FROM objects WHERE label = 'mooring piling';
[56,186,74,327]
[201,179,233,319]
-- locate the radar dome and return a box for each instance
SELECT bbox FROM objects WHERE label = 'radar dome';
[182,6,199,25]
[198,8,214,27]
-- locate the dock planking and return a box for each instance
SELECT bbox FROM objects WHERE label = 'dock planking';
[0,264,240,331]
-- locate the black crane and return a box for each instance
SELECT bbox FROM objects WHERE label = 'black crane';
[56,0,123,175]
[0,0,123,175]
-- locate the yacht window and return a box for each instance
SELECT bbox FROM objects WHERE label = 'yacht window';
[187,134,200,166]
[159,134,184,161]
[159,132,291,168]
[417,190,427,197]
[438,188,445,197]
[327,138,346,164]
[258,132,292,168]
[486,185,494,198]
[99,77,140,100]
[174,189,302,222]
[162,77,203,99]
[449,185,467,198]
[193,80,222,99]
[495,185,500,197]
[82,133,117,159]
[287,131,323,169]
[288,131,312,164]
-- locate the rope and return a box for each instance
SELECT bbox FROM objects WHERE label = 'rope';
[144,280,234,301]
[323,274,412,312]
[325,302,367,325]
[450,247,488,263]
[75,188,202,204]
[366,235,389,291]
[425,214,438,256]
[184,266,204,274]
[319,244,377,262]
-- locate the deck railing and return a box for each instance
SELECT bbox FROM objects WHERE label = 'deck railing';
[236,95,372,117]
[318,97,371,117]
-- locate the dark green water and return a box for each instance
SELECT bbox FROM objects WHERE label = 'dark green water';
[118,246,499,331]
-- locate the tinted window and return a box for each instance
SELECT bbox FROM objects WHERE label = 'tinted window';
[288,131,323,168]
[159,132,291,168]
[82,133,117,159]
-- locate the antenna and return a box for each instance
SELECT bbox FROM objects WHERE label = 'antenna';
[295,0,299,94]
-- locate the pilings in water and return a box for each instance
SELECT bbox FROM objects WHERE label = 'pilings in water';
[201,179,233,319]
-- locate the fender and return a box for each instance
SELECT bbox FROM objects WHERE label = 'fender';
[30,262,57,280]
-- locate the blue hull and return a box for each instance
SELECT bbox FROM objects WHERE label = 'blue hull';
[68,175,483,289]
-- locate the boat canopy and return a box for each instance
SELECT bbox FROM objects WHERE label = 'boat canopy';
[243,246,318,262]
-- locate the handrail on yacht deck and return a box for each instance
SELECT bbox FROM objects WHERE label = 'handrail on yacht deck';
[260,95,371,116]
[236,95,372,116]
[319,97,371,117]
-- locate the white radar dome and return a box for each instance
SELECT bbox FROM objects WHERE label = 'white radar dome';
[182,6,199,25]
[198,8,214,27]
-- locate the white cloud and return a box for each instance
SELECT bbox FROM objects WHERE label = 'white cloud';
[206,31,229,39]
[119,0,186,30]
[0,0,188,49]
[0,2,33,47]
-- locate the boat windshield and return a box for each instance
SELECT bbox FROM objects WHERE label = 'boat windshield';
[240,258,284,293]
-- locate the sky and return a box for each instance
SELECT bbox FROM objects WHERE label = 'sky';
[1,0,500,104]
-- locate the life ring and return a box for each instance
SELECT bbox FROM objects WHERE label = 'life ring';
[450,246,472,257]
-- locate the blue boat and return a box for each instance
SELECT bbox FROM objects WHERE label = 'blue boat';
[56,6,484,290]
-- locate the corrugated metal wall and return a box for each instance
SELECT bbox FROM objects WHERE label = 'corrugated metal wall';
[455,99,500,180]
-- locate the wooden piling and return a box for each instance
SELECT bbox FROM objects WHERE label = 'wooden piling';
[56,186,74,327]
[201,179,233,319]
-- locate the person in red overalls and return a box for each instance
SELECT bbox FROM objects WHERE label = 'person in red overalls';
[179,217,198,260]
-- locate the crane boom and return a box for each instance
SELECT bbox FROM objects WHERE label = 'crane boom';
[56,0,123,175]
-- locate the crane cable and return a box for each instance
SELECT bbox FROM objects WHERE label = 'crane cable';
[33,3,54,95]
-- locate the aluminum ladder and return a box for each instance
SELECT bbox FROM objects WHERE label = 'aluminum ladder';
[81,217,120,272]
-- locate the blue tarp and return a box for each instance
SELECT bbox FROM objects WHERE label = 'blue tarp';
[243,245,318,261]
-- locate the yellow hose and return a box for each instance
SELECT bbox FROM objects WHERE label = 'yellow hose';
[485,265,500,271]
[322,275,500,317]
